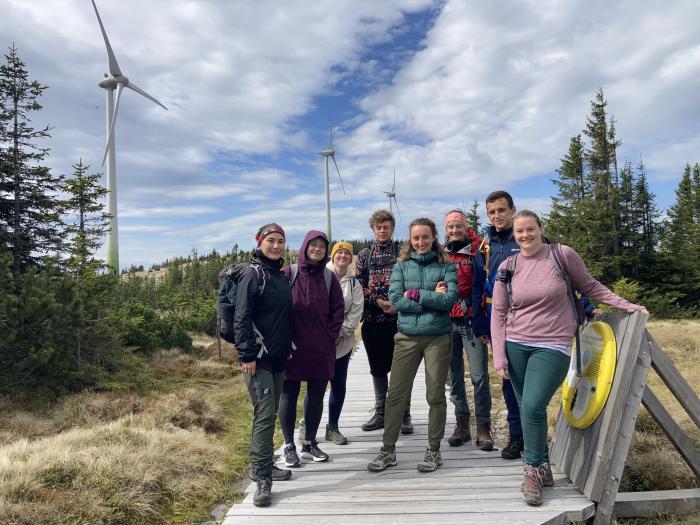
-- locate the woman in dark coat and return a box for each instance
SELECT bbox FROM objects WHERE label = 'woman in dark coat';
[279,230,345,466]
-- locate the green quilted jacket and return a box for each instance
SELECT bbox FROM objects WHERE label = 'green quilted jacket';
[388,250,458,336]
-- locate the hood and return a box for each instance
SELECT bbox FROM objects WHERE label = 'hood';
[327,261,353,282]
[298,230,330,270]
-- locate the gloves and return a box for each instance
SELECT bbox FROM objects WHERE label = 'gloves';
[406,288,421,302]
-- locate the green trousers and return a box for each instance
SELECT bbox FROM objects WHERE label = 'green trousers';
[244,368,284,481]
[506,341,570,466]
[383,332,452,450]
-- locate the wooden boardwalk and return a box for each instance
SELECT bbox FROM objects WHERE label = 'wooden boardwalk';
[224,345,594,525]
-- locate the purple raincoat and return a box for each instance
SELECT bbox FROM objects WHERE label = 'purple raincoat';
[284,231,345,381]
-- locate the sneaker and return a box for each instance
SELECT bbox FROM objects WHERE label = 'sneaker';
[361,405,384,431]
[400,412,414,435]
[448,415,471,446]
[417,447,443,472]
[475,422,494,451]
[297,419,306,447]
[367,447,397,472]
[272,465,292,481]
[501,435,524,459]
[523,464,543,506]
[325,424,348,445]
[253,478,272,507]
[283,443,301,468]
[301,441,329,462]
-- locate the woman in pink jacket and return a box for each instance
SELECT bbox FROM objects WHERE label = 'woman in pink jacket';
[490,210,647,507]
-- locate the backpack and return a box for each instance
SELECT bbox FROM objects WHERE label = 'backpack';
[502,244,585,376]
[289,263,333,295]
[216,262,266,344]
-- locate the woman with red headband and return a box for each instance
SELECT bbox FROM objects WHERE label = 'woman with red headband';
[235,223,293,507]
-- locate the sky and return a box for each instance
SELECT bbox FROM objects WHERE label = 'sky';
[2,0,700,269]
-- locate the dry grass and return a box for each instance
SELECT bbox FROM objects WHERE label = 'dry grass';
[0,337,253,525]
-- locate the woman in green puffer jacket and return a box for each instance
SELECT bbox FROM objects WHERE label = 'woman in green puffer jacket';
[366,217,458,474]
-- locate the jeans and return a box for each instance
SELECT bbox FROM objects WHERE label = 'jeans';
[244,368,284,481]
[503,378,523,437]
[506,341,570,466]
[383,332,451,450]
[448,319,491,423]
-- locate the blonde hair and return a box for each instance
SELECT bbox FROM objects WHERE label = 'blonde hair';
[369,209,395,229]
[398,217,449,264]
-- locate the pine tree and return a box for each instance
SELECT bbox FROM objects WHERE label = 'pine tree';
[466,197,481,233]
[62,159,110,283]
[0,44,63,280]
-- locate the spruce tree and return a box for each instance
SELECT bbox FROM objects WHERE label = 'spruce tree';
[0,44,63,280]
[466,197,481,233]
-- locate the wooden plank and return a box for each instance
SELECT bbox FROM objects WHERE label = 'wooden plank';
[642,386,700,478]
[591,327,652,525]
[614,489,700,518]
[647,330,700,429]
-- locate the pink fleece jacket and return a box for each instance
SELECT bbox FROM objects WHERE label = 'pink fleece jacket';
[490,244,644,370]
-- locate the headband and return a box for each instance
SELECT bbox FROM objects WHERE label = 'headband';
[444,211,468,229]
[256,224,286,245]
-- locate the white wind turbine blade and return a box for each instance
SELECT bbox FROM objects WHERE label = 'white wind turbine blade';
[126,82,168,110]
[392,169,396,193]
[102,83,124,166]
[331,155,345,194]
[392,196,402,222]
[91,0,122,77]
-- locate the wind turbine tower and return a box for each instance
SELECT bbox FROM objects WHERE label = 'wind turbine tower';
[91,0,167,273]
[384,169,402,222]
[317,126,345,242]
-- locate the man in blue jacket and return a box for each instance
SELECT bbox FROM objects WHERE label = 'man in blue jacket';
[471,190,524,459]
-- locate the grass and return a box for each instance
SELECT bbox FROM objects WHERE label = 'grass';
[0,336,254,525]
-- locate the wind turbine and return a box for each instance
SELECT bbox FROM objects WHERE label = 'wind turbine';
[317,125,345,242]
[91,0,167,273]
[384,169,402,222]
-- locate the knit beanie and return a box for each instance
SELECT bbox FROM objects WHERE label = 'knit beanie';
[331,241,354,261]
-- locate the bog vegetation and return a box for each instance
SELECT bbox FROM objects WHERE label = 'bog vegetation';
[1,45,699,523]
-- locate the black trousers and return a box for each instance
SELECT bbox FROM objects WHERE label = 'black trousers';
[361,320,398,377]
[279,379,328,444]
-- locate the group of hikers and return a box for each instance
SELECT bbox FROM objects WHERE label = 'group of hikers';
[232,190,647,508]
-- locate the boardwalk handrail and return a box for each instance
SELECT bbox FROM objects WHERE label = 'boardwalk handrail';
[550,312,700,524]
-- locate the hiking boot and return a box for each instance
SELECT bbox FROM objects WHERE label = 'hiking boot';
[475,422,494,451]
[301,441,329,462]
[283,443,301,468]
[417,447,443,473]
[297,418,306,447]
[538,461,554,487]
[325,424,348,445]
[523,464,543,506]
[367,447,397,472]
[271,465,292,481]
[521,462,554,491]
[361,404,385,431]
[448,415,471,446]
[501,435,524,459]
[253,478,272,507]
[400,412,414,435]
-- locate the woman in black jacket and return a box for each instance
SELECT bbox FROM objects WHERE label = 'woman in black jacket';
[234,223,293,507]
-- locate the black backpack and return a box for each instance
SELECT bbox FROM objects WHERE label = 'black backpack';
[216,262,266,344]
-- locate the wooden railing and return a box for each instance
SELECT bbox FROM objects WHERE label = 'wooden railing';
[550,312,700,524]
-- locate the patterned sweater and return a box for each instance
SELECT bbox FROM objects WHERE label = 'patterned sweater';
[354,240,400,324]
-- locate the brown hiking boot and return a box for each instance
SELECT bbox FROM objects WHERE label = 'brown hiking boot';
[523,464,543,506]
[475,422,494,451]
[448,415,471,446]
[538,461,554,487]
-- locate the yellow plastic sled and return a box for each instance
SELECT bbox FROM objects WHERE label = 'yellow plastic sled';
[561,321,617,429]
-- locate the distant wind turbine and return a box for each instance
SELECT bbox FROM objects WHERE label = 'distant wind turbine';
[384,169,402,222]
[91,0,168,273]
[317,125,345,242]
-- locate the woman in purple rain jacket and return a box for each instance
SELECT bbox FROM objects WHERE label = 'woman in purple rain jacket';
[278,230,345,466]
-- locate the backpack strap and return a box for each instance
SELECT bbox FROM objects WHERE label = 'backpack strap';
[479,235,491,283]
[504,253,518,313]
[550,244,583,377]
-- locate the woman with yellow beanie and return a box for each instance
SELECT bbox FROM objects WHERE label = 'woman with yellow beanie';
[325,241,364,444]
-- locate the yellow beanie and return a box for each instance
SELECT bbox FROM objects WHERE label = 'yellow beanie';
[331,241,354,261]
